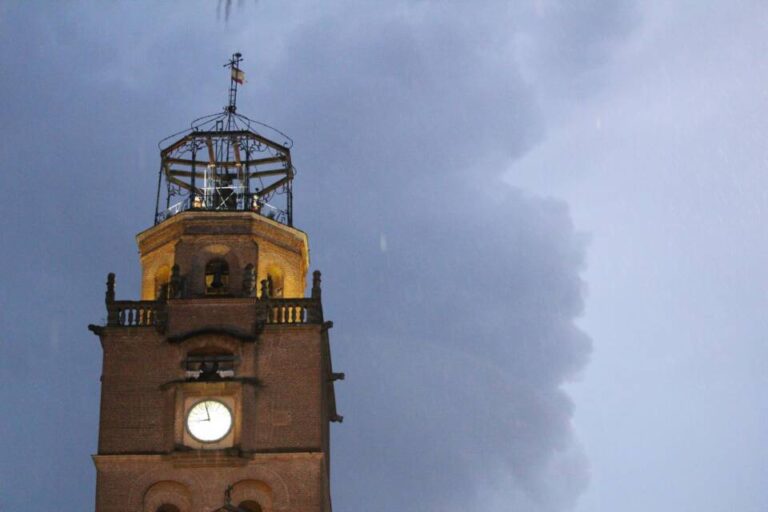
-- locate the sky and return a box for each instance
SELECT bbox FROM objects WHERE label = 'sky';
[0,1,766,511]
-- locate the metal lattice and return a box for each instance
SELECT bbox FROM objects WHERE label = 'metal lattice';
[154,53,295,226]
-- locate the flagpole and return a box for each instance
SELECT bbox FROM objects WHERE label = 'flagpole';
[225,52,243,129]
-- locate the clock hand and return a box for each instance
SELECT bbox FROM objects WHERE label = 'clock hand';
[205,402,210,421]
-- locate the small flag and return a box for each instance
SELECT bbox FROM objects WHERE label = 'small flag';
[232,67,245,84]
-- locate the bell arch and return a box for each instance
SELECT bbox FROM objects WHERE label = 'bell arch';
[154,264,171,299]
[186,344,236,380]
[264,263,284,298]
[229,479,273,511]
[205,258,230,294]
[238,501,262,512]
[142,481,192,512]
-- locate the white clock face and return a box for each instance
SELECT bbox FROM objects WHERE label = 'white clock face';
[186,399,233,442]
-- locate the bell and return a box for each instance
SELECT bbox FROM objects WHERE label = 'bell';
[211,270,224,289]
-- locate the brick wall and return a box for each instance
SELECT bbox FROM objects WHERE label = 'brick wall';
[95,210,334,511]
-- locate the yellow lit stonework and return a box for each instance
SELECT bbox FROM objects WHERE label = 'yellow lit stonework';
[136,211,309,300]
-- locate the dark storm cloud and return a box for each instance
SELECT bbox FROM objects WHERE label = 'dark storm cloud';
[0,1,636,510]
[323,194,591,512]
[261,4,632,509]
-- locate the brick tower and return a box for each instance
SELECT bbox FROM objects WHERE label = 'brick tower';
[88,55,342,512]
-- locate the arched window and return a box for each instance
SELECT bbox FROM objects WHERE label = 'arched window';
[238,501,262,512]
[265,264,284,298]
[154,265,171,299]
[143,481,190,512]
[205,259,230,295]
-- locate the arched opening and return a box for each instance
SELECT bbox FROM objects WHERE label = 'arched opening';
[143,480,191,512]
[229,479,274,511]
[154,265,171,299]
[205,259,230,295]
[186,346,235,380]
[238,501,262,512]
[265,264,284,298]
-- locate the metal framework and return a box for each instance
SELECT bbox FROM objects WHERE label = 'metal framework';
[154,53,295,226]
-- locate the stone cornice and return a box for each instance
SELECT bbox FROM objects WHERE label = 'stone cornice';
[136,211,309,264]
[92,451,325,469]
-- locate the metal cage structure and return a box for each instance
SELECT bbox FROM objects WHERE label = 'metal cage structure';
[154,54,295,226]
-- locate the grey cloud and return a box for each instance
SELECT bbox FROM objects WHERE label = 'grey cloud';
[325,188,591,512]
[0,1,635,509]
[259,4,610,510]
[516,0,640,100]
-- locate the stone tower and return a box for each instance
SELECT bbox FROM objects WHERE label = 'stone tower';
[88,55,342,512]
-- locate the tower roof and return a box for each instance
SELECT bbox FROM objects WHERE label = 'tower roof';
[154,53,295,226]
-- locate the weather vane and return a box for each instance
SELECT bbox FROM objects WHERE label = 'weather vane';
[224,52,245,119]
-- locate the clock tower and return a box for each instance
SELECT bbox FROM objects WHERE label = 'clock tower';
[88,55,342,512]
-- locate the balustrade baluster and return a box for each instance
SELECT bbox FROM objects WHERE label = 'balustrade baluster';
[251,300,318,324]
[105,301,163,327]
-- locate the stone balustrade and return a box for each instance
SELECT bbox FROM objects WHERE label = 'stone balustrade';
[107,300,163,327]
[103,272,323,329]
[104,297,323,328]
[262,298,323,325]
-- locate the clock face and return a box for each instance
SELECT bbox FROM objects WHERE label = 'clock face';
[186,399,233,442]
